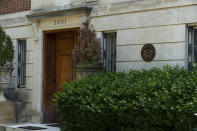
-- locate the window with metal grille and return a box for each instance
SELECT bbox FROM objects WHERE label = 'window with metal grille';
[103,32,117,72]
[17,40,26,88]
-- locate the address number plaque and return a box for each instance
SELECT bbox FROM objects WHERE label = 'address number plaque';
[54,19,67,25]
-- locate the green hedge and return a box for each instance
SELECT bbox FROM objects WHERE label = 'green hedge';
[54,66,197,131]
[0,26,14,66]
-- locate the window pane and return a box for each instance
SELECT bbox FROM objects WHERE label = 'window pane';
[17,40,26,88]
[103,32,116,72]
[194,30,197,62]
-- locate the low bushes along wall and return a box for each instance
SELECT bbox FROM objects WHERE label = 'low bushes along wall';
[55,66,197,131]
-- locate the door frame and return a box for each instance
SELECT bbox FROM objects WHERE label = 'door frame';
[42,28,78,123]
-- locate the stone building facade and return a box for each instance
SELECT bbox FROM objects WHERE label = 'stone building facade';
[0,0,197,123]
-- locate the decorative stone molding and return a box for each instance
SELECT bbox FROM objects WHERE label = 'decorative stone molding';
[141,44,156,62]
[27,6,92,21]
[32,22,40,41]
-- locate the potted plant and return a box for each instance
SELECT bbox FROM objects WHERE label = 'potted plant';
[0,26,14,100]
[72,19,103,79]
[0,26,16,123]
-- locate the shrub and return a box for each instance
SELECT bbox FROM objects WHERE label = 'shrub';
[54,66,197,131]
[72,19,101,66]
[0,26,14,67]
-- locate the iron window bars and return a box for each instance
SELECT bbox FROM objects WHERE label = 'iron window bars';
[17,40,26,88]
[103,32,117,72]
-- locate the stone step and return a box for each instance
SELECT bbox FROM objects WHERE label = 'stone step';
[0,124,25,131]
[0,123,60,131]
[6,127,27,131]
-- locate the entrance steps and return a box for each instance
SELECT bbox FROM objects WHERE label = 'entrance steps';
[0,123,60,131]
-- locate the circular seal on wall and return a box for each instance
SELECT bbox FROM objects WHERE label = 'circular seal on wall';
[141,44,156,62]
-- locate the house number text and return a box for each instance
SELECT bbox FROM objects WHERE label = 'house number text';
[54,19,67,25]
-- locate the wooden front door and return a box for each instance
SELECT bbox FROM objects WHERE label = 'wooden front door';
[56,32,74,92]
[43,31,75,123]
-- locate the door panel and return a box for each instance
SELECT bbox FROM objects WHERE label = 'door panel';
[55,32,74,122]
[43,31,75,123]
[43,34,56,122]
[56,32,74,91]
[57,38,73,52]
[56,55,72,91]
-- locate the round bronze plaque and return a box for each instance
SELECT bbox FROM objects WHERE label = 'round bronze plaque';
[141,44,156,62]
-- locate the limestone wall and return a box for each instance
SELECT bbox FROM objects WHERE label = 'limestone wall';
[31,0,97,11]
[0,9,85,123]
[0,11,41,123]
[90,0,197,71]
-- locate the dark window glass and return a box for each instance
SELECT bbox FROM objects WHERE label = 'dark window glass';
[17,40,26,88]
[103,32,117,72]
[194,30,197,62]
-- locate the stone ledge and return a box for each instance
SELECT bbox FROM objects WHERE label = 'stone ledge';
[27,5,92,21]
[5,123,60,131]
[92,0,197,17]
